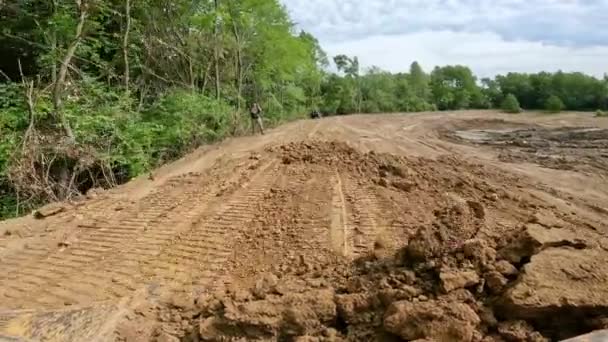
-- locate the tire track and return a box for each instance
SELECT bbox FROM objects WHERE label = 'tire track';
[0,162,269,309]
[330,172,349,257]
[340,176,384,259]
[149,162,279,296]
[0,188,199,308]
[285,170,335,258]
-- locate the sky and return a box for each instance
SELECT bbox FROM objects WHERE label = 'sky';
[279,0,608,77]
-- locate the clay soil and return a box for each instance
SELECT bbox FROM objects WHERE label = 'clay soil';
[1,111,607,342]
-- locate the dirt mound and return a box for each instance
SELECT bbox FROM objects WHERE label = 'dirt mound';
[121,232,608,341]
[108,140,608,342]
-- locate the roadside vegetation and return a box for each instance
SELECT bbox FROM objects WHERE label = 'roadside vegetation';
[501,94,522,114]
[1,0,608,218]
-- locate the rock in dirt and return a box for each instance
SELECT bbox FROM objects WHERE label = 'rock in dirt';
[283,306,323,336]
[335,294,375,324]
[529,211,564,228]
[377,286,420,306]
[86,187,105,199]
[198,289,336,340]
[377,178,388,187]
[383,300,480,342]
[252,273,279,299]
[440,270,480,293]
[33,203,66,219]
[198,317,224,341]
[502,248,608,320]
[495,260,518,276]
[527,224,592,249]
[391,180,415,192]
[484,271,508,293]
[467,200,486,219]
[463,239,497,267]
[497,320,546,342]
[499,224,592,264]
[405,228,442,262]
[221,299,283,337]
[154,332,180,342]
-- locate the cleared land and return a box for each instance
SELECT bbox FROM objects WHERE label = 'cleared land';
[1,111,607,342]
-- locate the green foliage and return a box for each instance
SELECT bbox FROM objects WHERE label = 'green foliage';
[545,95,565,113]
[501,94,522,113]
[322,66,607,116]
[0,0,328,219]
[321,62,435,115]
[494,72,607,110]
[0,84,27,219]
[596,110,607,117]
[144,90,232,158]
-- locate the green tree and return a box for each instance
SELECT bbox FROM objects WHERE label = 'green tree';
[409,61,431,101]
[333,54,361,112]
[545,95,565,113]
[481,78,502,108]
[430,65,480,110]
[496,73,535,109]
[501,94,521,113]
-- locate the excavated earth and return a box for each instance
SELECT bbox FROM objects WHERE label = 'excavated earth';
[1,111,607,342]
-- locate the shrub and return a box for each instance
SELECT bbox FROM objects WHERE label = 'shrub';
[501,94,521,113]
[545,95,565,113]
[596,109,607,117]
[143,90,233,159]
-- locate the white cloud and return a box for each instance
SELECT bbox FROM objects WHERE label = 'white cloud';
[280,0,608,76]
[325,31,608,78]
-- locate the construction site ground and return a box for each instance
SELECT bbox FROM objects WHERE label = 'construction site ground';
[1,111,607,342]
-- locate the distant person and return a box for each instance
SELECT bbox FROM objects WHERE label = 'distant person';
[250,102,265,135]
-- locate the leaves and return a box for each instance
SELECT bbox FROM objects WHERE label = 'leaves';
[501,94,521,114]
[545,95,565,113]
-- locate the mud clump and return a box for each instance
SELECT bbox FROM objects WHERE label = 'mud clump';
[439,269,480,293]
[251,273,280,300]
[495,260,518,277]
[195,288,337,341]
[463,239,497,269]
[383,300,480,341]
[497,320,548,342]
[405,227,443,262]
[33,202,66,219]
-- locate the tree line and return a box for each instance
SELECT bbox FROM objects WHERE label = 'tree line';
[1,0,607,218]
[320,58,608,115]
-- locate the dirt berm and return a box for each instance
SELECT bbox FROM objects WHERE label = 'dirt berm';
[116,140,608,342]
[0,112,607,342]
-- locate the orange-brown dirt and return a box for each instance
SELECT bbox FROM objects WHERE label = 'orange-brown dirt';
[1,111,607,342]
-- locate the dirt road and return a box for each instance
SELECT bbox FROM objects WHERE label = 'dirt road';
[1,111,607,341]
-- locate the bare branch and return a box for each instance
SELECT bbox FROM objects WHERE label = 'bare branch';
[0,68,11,81]
[18,59,37,150]
[53,0,90,142]
[123,0,131,93]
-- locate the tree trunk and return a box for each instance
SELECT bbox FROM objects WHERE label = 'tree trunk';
[188,56,195,90]
[201,61,212,95]
[213,0,221,100]
[51,0,57,86]
[123,0,131,93]
[231,19,243,111]
[53,0,89,142]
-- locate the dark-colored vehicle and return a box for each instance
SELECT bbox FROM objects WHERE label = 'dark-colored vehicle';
[310,110,322,119]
